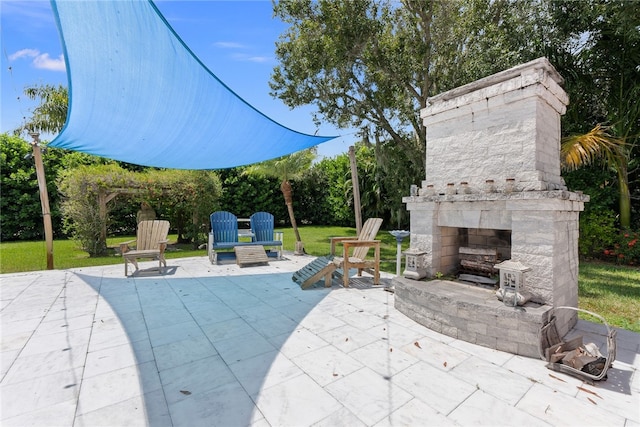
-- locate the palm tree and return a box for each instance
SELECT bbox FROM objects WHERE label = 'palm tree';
[561,124,631,227]
[559,2,639,230]
[245,148,316,254]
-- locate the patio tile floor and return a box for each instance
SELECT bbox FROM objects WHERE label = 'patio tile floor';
[1,253,639,426]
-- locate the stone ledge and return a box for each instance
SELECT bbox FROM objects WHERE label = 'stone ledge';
[393,277,552,358]
[404,190,589,204]
[422,57,565,110]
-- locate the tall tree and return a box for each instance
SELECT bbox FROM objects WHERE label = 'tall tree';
[270,0,563,180]
[245,148,316,254]
[16,84,68,135]
[272,0,639,228]
[271,0,436,172]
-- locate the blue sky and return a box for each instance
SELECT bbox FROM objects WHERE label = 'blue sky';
[1,0,357,159]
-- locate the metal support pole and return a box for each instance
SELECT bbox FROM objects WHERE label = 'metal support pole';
[30,133,54,270]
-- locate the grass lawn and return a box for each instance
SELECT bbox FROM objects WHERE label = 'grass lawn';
[0,225,408,274]
[1,226,638,333]
[576,261,640,333]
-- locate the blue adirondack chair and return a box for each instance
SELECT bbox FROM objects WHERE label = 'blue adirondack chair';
[250,212,283,259]
[208,211,284,264]
[208,211,239,263]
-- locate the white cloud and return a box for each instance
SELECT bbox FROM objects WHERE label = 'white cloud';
[215,41,246,49]
[8,49,65,71]
[8,48,40,61]
[32,53,66,71]
[214,41,270,62]
[246,56,270,63]
[231,53,271,63]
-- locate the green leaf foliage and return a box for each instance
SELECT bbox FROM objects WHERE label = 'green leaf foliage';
[1,133,65,240]
[57,165,222,255]
[312,155,353,225]
[556,0,640,228]
[218,168,287,221]
[292,165,334,225]
[18,84,68,135]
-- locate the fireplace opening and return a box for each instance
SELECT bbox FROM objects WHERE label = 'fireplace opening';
[438,227,511,285]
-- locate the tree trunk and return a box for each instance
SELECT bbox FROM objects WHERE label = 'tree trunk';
[281,180,304,253]
[617,162,631,228]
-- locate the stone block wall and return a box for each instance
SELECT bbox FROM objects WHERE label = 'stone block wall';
[420,57,569,194]
[440,227,459,274]
[406,191,587,306]
[465,228,511,260]
[394,277,552,358]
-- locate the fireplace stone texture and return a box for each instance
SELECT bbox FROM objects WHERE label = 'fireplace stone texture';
[404,191,586,307]
[420,58,568,193]
[395,58,589,357]
[394,278,550,358]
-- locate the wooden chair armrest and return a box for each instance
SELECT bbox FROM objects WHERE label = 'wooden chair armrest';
[330,236,357,243]
[119,239,136,253]
[342,240,381,247]
[342,240,381,263]
[340,240,380,258]
[330,236,358,254]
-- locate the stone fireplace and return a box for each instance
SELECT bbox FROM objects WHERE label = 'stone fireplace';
[393,58,589,357]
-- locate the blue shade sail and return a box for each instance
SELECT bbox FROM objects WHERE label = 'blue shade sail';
[48,0,335,169]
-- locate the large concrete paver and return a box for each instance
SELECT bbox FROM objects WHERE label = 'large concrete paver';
[1,254,639,426]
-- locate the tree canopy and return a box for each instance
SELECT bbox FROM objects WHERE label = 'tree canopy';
[270,0,561,171]
[271,0,639,229]
[17,84,68,135]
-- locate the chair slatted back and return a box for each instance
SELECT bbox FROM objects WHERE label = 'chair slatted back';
[137,220,170,250]
[352,218,383,260]
[250,212,275,242]
[210,211,238,243]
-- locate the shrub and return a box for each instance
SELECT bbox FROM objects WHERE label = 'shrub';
[218,168,286,221]
[58,165,222,255]
[602,229,640,265]
[57,164,122,255]
[578,210,618,259]
[1,134,65,240]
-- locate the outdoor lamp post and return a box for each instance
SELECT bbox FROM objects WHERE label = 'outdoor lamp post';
[29,132,54,270]
[389,230,410,276]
